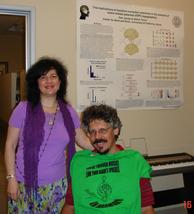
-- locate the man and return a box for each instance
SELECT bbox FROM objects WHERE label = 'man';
[62,104,155,214]
[80,5,90,20]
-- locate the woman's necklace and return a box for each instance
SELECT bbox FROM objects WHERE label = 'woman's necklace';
[42,103,58,125]
[39,104,59,159]
[48,109,58,125]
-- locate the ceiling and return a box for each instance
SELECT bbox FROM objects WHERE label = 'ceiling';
[0,14,25,35]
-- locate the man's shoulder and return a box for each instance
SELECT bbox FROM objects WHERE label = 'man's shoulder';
[123,148,141,155]
[123,148,145,159]
[71,150,92,166]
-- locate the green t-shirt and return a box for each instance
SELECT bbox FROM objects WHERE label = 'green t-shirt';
[71,149,152,214]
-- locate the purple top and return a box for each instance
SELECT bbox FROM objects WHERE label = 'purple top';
[9,101,80,186]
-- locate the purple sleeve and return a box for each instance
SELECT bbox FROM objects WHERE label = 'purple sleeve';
[9,101,27,128]
[67,104,80,129]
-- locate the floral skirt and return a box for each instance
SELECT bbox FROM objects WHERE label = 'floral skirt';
[8,178,67,214]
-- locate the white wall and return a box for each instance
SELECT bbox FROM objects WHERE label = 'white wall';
[0,0,194,155]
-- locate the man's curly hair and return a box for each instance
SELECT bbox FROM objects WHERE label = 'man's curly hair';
[81,104,122,139]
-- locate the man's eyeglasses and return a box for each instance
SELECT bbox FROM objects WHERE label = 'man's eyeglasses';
[88,127,111,137]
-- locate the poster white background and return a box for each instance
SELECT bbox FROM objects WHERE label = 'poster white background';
[77,0,184,110]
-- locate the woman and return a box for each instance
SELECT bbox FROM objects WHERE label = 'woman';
[4,57,93,213]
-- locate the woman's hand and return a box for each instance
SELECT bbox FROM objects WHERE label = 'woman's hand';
[7,177,19,201]
[4,126,20,201]
[75,128,94,150]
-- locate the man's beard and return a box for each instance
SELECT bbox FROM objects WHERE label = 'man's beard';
[99,149,109,155]
[93,139,110,154]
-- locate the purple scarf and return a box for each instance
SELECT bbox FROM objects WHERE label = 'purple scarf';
[23,99,75,198]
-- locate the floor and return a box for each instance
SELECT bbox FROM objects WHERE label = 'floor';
[0,122,7,214]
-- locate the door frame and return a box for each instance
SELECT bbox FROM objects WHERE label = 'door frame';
[0,5,35,69]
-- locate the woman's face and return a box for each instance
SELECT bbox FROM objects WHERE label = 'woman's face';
[37,69,61,97]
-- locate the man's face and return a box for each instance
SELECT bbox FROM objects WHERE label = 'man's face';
[82,8,89,16]
[87,119,119,154]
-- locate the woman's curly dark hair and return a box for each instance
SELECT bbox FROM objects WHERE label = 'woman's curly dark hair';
[26,57,68,106]
[81,104,122,139]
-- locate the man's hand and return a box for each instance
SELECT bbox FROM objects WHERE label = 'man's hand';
[61,204,74,214]
[142,206,155,214]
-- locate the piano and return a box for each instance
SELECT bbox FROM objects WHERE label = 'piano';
[145,153,194,213]
[146,152,194,176]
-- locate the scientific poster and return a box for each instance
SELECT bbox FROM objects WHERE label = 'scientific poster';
[76,0,184,110]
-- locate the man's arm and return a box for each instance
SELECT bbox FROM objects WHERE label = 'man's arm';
[61,204,74,214]
[142,205,155,214]
[61,182,74,214]
[140,178,155,214]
